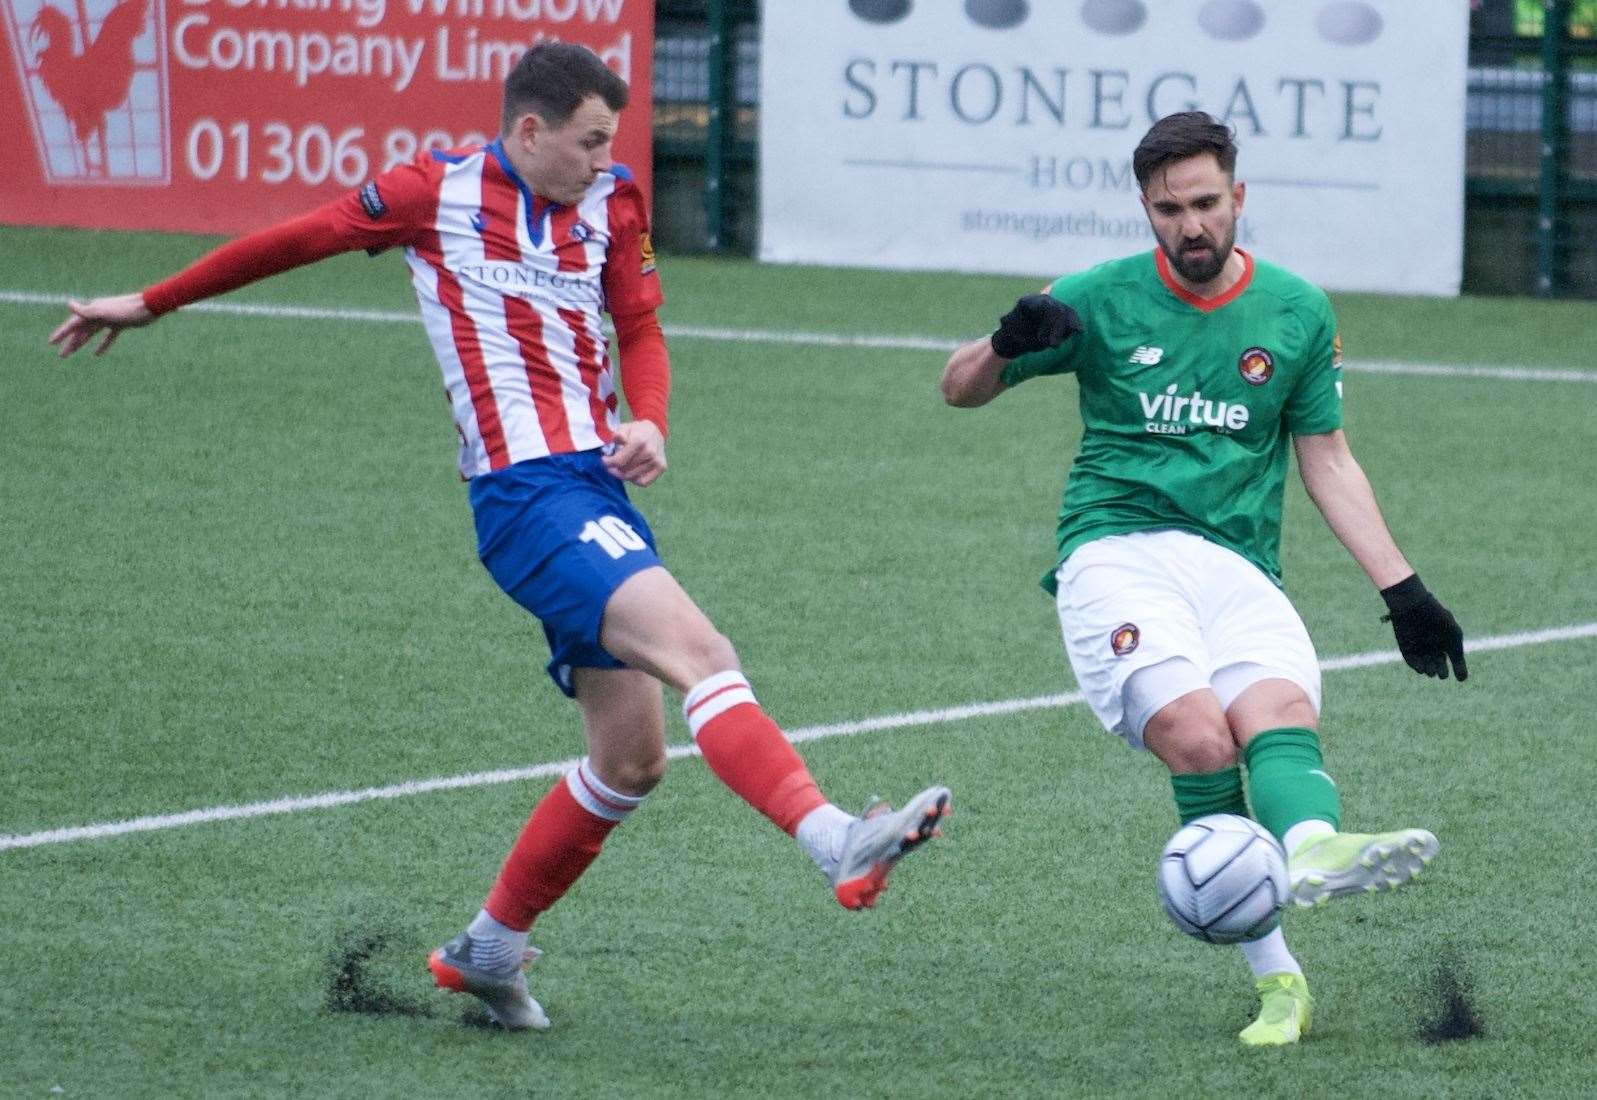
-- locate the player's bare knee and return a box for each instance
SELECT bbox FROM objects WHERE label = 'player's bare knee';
[684,629,740,683]
[1147,724,1239,772]
[1145,693,1237,773]
[1277,697,1318,731]
[585,731,667,795]
[1132,665,1234,770]
[1225,676,1320,741]
[1169,733,1239,774]
[605,750,667,796]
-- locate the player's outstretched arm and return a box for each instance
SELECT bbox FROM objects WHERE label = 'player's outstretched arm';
[1293,430,1411,586]
[1294,429,1467,682]
[49,292,156,358]
[942,293,1081,408]
[48,171,431,360]
[941,337,1009,408]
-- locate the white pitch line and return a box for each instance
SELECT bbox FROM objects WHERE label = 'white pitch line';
[3,622,1595,854]
[6,289,1597,384]
[1346,361,1597,385]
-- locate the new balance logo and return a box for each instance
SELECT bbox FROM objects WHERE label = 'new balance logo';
[1129,346,1164,365]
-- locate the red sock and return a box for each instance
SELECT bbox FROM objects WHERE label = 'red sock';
[484,758,643,931]
[684,671,827,835]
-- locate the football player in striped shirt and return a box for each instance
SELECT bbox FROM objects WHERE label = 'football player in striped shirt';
[942,112,1465,1046]
[50,42,951,1032]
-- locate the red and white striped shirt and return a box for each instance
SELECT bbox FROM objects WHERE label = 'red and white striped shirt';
[335,143,663,477]
[144,141,667,481]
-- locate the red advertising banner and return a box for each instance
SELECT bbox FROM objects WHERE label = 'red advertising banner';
[0,0,652,234]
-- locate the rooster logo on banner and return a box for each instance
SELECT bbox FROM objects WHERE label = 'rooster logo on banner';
[25,0,155,177]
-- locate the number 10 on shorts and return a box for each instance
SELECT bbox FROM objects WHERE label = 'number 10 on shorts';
[580,516,647,559]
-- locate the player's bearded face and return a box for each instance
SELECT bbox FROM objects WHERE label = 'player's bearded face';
[1164,217,1235,285]
[1141,154,1245,290]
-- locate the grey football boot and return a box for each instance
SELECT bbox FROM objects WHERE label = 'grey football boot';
[831,785,952,909]
[428,932,551,1031]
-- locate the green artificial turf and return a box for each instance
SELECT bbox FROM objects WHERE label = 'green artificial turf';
[2,225,1595,1097]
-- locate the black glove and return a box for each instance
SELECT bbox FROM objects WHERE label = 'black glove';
[990,294,1082,360]
[1380,574,1467,682]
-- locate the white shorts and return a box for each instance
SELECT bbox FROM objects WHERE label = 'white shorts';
[1054,529,1322,749]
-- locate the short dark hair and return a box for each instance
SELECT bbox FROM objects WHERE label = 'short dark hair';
[1132,111,1238,191]
[501,43,629,134]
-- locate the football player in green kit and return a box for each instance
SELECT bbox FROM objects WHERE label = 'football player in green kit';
[941,112,1467,1047]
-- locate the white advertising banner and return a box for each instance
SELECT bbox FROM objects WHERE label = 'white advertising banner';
[759,1,1469,295]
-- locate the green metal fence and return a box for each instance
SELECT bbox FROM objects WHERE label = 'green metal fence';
[653,0,1596,297]
[652,0,757,254]
[1467,0,1597,295]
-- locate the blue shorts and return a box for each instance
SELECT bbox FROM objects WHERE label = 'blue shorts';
[469,449,663,697]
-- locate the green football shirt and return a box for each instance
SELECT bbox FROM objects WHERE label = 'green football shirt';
[1000,248,1343,593]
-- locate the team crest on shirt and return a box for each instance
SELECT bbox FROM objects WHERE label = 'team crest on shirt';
[1238,346,1275,386]
[571,219,595,243]
[1110,623,1140,656]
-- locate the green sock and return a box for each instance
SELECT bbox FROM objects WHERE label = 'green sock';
[1243,727,1341,842]
[1170,767,1249,826]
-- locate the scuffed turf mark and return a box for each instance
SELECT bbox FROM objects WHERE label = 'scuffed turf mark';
[458,1006,505,1030]
[325,929,434,1018]
[1417,947,1485,1043]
